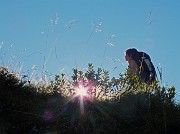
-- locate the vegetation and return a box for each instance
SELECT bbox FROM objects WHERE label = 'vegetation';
[0,63,180,134]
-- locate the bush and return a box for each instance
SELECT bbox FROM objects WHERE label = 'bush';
[0,65,180,134]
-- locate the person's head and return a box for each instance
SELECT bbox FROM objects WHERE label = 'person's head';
[125,48,138,61]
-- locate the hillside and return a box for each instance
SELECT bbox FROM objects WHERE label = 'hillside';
[0,65,180,134]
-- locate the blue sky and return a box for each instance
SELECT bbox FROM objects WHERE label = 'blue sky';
[0,0,180,101]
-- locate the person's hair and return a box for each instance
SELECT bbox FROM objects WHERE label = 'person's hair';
[126,48,138,60]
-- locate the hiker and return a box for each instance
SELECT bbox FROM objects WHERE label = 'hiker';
[125,48,156,82]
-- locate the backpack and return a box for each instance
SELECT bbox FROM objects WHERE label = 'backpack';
[135,51,156,82]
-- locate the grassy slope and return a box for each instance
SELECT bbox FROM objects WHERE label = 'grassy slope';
[0,66,180,134]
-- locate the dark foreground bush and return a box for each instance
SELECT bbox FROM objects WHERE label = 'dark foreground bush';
[0,66,180,134]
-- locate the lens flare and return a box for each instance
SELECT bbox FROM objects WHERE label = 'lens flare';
[76,84,88,97]
[74,79,93,98]
[73,79,94,115]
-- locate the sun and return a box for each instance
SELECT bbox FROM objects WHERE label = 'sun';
[73,79,93,98]
[76,84,89,97]
[73,80,92,115]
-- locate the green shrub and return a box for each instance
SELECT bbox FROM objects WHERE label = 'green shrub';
[0,65,180,134]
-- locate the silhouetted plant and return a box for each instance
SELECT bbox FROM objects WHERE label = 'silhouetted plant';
[0,64,180,134]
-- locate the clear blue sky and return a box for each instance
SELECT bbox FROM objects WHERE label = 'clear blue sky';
[0,0,180,101]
